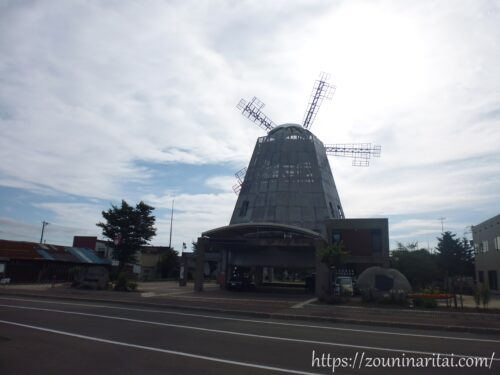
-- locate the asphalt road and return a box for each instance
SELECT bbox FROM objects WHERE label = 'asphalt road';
[0,296,498,374]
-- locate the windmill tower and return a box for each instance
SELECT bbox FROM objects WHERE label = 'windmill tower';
[230,72,380,235]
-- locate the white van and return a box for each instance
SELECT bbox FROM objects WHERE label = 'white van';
[335,276,354,296]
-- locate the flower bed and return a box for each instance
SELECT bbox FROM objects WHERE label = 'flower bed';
[408,293,453,299]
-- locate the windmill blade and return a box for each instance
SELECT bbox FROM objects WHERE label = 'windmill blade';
[324,143,381,158]
[302,72,336,130]
[232,183,242,195]
[231,167,247,195]
[235,167,247,184]
[352,159,370,167]
[237,97,276,132]
[324,143,381,167]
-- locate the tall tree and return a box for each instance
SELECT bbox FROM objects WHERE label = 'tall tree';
[460,237,475,277]
[436,231,472,278]
[97,200,157,272]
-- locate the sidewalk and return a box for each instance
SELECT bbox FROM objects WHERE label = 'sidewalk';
[1,281,500,335]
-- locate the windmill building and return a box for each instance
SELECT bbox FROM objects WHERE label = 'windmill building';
[230,123,344,235]
[190,73,389,296]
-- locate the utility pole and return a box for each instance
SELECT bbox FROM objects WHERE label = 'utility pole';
[168,199,174,249]
[40,221,49,243]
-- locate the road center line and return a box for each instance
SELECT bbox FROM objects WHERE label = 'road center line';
[0,319,320,375]
[1,296,498,344]
[0,303,497,361]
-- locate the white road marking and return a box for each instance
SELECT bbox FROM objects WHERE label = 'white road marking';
[150,291,198,297]
[0,319,320,375]
[291,298,318,309]
[0,303,497,361]
[1,296,498,344]
[141,290,201,298]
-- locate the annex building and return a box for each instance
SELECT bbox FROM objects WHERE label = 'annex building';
[472,214,500,292]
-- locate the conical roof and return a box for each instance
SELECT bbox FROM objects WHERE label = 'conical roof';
[230,123,344,236]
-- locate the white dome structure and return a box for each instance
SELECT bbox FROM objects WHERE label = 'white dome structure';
[357,266,411,293]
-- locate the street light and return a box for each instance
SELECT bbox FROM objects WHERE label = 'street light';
[169,198,174,249]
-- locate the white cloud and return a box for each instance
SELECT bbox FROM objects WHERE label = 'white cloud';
[33,202,105,231]
[1,0,499,249]
[0,217,44,243]
[204,175,237,193]
[142,191,236,249]
[9,191,237,250]
[0,215,99,245]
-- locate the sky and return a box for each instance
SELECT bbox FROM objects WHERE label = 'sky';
[1,0,499,252]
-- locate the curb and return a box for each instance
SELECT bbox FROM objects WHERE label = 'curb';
[1,290,499,336]
[305,302,500,320]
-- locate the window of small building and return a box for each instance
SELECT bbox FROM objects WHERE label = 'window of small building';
[372,229,382,252]
[482,240,489,252]
[239,200,249,217]
[332,230,342,244]
[495,237,500,250]
[474,242,480,254]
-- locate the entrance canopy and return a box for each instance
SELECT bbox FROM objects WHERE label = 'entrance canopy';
[200,223,325,269]
[203,222,324,241]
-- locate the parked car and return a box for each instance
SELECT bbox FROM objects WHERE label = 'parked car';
[334,276,354,296]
